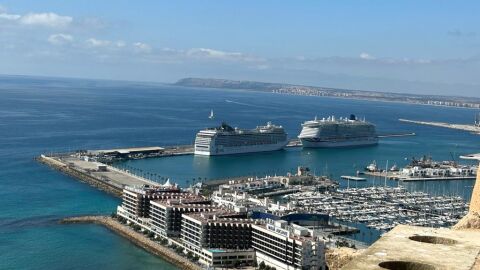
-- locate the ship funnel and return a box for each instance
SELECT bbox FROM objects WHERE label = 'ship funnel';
[349,114,356,121]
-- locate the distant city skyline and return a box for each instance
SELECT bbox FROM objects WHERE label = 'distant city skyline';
[0,1,479,97]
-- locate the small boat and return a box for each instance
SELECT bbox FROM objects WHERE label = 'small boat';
[365,161,378,172]
[390,164,399,172]
[208,109,214,119]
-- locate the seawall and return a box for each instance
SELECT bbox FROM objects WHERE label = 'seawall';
[61,216,201,270]
[37,155,122,197]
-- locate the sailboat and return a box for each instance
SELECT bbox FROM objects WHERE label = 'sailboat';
[208,109,214,119]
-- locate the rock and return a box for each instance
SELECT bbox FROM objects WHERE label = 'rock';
[454,167,480,231]
[453,212,480,230]
[325,247,363,270]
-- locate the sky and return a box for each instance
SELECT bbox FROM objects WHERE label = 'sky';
[0,1,479,97]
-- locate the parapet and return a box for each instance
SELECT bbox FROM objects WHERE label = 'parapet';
[342,225,480,270]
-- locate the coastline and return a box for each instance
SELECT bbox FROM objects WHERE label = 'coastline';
[60,216,201,270]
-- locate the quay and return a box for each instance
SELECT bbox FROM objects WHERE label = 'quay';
[376,132,416,138]
[60,216,201,270]
[363,171,476,181]
[285,132,415,148]
[37,154,159,197]
[399,118,480,134]
[341,176,366,181]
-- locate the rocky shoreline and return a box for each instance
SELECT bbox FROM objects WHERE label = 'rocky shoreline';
[60,216,201,270]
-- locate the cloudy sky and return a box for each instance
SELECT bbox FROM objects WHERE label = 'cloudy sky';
[0,1,479,96]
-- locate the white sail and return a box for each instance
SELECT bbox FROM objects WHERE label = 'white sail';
[208,109,214,119]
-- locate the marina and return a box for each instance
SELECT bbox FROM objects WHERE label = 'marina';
[363,156,477,182]
[284,186,469,232]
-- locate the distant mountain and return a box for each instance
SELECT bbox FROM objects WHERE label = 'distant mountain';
[175,78,480,109]
[175,78,287,91]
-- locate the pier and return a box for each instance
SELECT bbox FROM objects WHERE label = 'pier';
[341,176,366,181]
[38,154,160,197]
[363,171,476,181]
[399,118,480,134]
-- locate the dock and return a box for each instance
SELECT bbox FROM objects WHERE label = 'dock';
[38,154,161,197]
[376,132,416,138]
[341,176,366,181]
[363,171,476,181]
[285,133,415,148]
[399,118,480,134]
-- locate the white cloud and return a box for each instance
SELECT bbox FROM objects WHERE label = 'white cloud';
[133,42,152,53]
[116,41,126,48]
[0,13,20,20]
[20,12,72,27]
[48,33,74,45]
[188,48,240,58]
[359,52,375,60]
[186,48,261,62]
[0,11,72,27]
[85,38,111,48]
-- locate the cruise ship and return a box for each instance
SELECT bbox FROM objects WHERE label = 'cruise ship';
[194,122,288,155]
[298,114,378,148]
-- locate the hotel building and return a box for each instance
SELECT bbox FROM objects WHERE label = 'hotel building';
[252,219,326,270]
[150,199,215,237]
[120,185,181,219]
[181,211,256,267]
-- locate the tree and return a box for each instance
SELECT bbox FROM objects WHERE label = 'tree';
[175,246,184,254]
[259,261,266,270]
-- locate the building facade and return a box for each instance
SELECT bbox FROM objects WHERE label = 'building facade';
[181,211,256,267]
[150,199,214,237]
[252,220,326,270]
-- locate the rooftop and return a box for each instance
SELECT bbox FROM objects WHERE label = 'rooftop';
[184,210,254,225]
[88,146,164,155]
[342,225,480,270]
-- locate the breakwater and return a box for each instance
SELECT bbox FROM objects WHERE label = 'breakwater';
[60,216,201,270]
[37,155,123,197]
[399,118,480,134]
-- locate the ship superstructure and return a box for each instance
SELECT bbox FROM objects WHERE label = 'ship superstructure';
[194,122,288,155]
[298,114,378,148]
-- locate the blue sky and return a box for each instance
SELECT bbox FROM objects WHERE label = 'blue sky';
[1,1,479,96]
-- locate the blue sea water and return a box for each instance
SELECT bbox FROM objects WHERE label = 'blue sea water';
[0,75,479,269]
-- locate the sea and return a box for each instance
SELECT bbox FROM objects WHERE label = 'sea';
[1,75,479,269]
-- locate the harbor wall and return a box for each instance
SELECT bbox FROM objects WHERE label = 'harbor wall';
[60,216,201,270]
[37,155,122,197]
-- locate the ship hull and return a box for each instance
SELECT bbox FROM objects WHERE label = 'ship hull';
[300,137,378,148]
[195,141,287,156]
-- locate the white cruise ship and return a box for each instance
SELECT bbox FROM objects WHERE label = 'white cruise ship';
[298,114,378,148]
[194,122,288,156]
